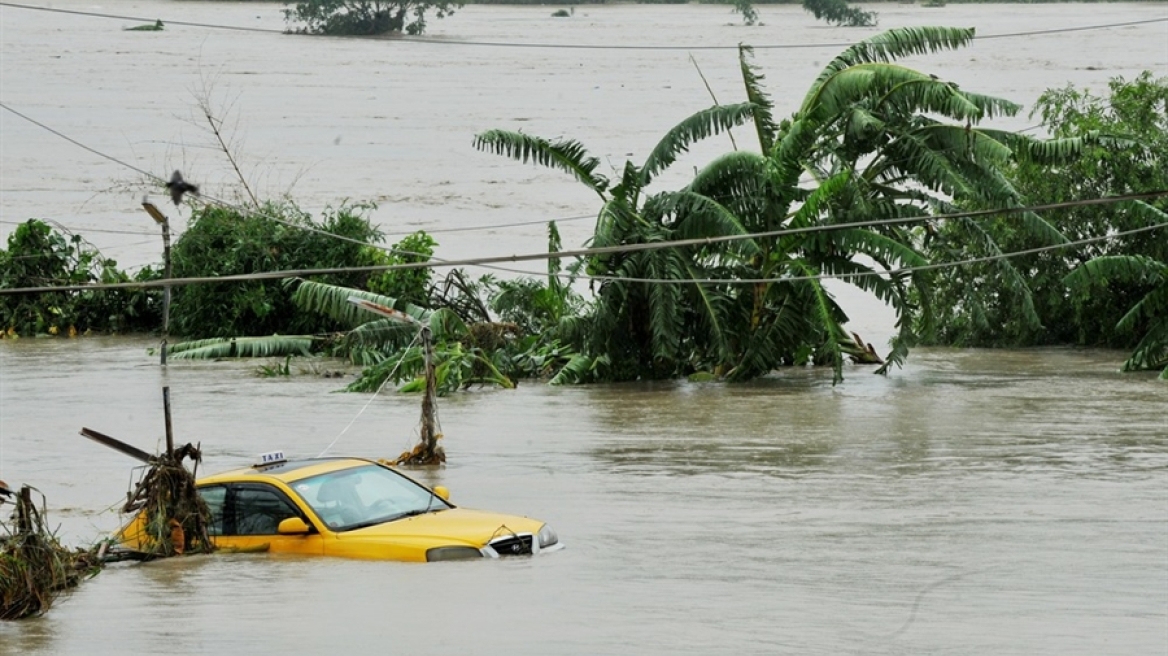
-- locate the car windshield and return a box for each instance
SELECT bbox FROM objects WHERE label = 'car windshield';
[288,463,451,532]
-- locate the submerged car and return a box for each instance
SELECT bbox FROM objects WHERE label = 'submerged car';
[115,455,562,562]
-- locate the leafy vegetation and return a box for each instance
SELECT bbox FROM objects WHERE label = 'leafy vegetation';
[8,28,1163,387]
[1065,257,1167,378]
[802,0,876,27]
[477,27,1088,384]
[170,26,1139,388]
[0,219,159,337]
[124,20,164,31]
[283,0,462,35]
[733,0,760,25]
[924,72,1168,377]
[169,201,388,339]
[167,222,581,395]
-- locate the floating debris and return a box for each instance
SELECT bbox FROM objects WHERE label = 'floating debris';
[1,486,99,620]
[124,19,164,31]
[81,428,214,560]
[115,445,214,558]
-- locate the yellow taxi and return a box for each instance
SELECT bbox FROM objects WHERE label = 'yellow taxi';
[116,454,562,562]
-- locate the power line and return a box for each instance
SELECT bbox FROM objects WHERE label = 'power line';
[5,98,1158,255]
[1,190,1164,295]
[0,101,554,278]
[387,214,594,238]
[1,2,1164,50]
[0,102,158,181]
[0,219,156,236]
[590,221,1168,285]
[2,98,1165,287]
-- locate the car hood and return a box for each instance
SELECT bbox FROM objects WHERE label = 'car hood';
[334,507,544,546]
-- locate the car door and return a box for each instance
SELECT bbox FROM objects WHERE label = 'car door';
[199,483,324,555]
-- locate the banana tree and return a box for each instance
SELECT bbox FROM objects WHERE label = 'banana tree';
[692,28,1106,380]
[474,104,758,382]
[168,279,514,395]
[1065,254,1168,379]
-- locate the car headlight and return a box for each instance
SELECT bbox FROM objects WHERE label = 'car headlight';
[426,546,483,562]
[537,524,558,549]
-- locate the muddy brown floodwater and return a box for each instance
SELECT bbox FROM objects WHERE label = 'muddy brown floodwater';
[2,2,1167,655]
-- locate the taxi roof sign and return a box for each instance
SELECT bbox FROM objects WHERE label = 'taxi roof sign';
[254,451,287,467]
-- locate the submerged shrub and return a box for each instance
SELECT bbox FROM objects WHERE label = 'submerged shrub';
[802,0,876,27]
[284,0,462,36]
[0,219,159,337]
[169,201,386,339]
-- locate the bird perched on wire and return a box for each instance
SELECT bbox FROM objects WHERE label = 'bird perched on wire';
[166,170,199,206]
[0,479,12,500]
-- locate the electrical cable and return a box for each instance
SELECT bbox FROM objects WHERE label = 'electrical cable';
[4,95,1166,287]
[386,214,594,238]
[1,2,1164,50]
[0,101,552,278]
[0,219,156,236]
[1,192,1164,294]
[316,329,422,457]
[3,57,1165,294]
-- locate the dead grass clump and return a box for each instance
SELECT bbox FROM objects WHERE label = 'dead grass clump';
[1,486,98,620]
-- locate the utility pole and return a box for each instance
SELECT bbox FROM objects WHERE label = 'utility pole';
[142,201,172,366]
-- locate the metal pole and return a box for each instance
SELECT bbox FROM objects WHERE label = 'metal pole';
[163,386,175,459]
[161,217,171,366]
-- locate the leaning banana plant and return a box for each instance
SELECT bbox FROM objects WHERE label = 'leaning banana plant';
[168,278,519,394]
[1065,254,1168,379]
[475,103,757,382]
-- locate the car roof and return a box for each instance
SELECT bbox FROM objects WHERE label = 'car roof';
[198,457,379,486]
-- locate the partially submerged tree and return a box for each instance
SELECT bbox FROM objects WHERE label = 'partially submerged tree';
[475,101,760,382]
[478,26,1085,383]
[0,219,159,337]
[732,0,760,26]
[803,0,876,27]
[169,201,388,339]
[284,0,462,36]
[926,72,1168,353]
[1065,256,1167,379]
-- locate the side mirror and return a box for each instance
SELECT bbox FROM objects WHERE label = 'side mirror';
[277,517,311,535]
[432,486,450,501]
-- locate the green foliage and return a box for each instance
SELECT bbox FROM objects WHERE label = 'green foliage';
[925,72,1168,350]
[165,220,586,393]
[256,355,294,377]
[802,0,876,27]
[283,0,462,35]
[1065,256,1167,377]
[124,20,164,31]
[733,0,760,25]
[0,219,159,337]
[168,335,317,360]
[367,231,436,308]
[478,102,758,382]
[169,201,385,339]
[479,26,1071,385]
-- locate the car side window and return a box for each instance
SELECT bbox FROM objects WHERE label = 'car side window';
[227,485,303,536]
[197,486,227,536]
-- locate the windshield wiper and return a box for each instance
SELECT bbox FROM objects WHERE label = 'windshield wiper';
[340,507,444,531]
[392,508,434,521]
